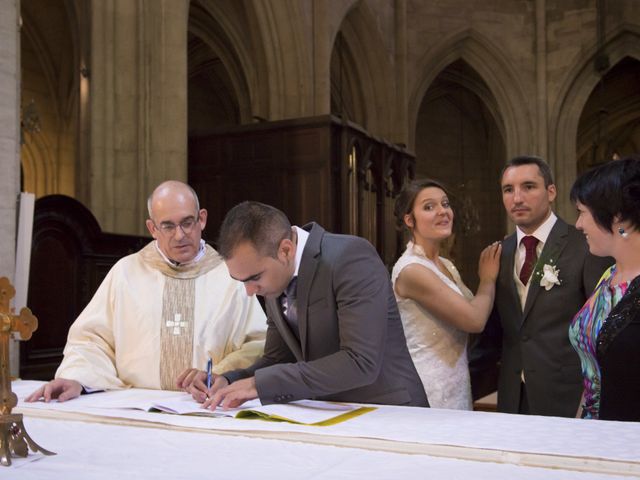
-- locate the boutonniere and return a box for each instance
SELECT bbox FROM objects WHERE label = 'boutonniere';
[535,260,561,291]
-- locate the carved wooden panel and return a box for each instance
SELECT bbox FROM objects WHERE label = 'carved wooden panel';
[21,195,149,380]
[189,115,414,267]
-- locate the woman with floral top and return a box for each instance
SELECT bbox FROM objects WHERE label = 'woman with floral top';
[391,179,501,409]
[569,156,640,421]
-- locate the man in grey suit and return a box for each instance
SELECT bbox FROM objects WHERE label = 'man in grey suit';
[476,156,611,417]
[187,201,428,410]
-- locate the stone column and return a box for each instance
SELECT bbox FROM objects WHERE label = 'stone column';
[536,0,548,161]
[0,0,19,280]
[312,0,330,115]
[0,0,20,374]
[394,0,408,147]
[89,0,189,235]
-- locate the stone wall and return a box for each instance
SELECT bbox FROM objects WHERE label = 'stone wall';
[14,0,640,235]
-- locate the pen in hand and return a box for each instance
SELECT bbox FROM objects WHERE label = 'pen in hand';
[206,357,213,391]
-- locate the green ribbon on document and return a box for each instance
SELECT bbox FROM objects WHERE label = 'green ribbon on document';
[235,406,376,426]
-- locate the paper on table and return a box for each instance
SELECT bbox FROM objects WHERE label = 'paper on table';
[149,396,261,417]
[149,398,357,416]
[236,400,376,426]
[115,394,374,425]
[15,381,374,426]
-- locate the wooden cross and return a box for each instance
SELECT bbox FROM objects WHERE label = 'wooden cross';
[0,277,54,466]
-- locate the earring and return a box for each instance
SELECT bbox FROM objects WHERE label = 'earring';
[618,227,629,238]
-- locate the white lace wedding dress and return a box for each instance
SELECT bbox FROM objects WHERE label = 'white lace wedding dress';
[391,241,474,410]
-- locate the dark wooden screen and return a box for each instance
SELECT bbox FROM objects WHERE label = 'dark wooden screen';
[189,114,415,268]
[21,195,149,380]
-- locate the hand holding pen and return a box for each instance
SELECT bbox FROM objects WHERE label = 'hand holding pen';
[203,358,231,403]
[206,357,213,391]
[175,358,214,403]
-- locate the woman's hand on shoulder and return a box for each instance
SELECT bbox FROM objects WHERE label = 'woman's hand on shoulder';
[478,241,502,283]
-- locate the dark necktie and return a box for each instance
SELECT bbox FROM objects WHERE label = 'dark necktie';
[519,236,539,285]
[282,277,299,336]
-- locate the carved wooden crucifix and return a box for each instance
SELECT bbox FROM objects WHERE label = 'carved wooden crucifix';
[0,277,54,466]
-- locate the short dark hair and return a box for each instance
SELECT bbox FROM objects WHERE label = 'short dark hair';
[570,155,640,233]
[217,201,292,259]
[501,155,554,187]
[394,178,450,232]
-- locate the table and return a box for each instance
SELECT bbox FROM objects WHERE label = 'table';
[5,381,640,479]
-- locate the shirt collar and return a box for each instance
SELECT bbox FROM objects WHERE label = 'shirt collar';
[291,226,309,277]
[516,211,557,246]
[154,239,206,267]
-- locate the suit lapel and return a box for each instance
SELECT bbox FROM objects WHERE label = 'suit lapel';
[522,218,569,320]
[266,296,303,360]
[501,234,522,313]
[296,222,324,359]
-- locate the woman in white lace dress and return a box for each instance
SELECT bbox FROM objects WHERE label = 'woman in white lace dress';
[392,179,501,410]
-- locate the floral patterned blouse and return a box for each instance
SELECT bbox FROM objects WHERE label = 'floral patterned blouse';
[569,265,629,419]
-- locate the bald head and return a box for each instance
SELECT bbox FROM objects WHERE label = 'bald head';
[145,181,207,264]
[147,181,200,220]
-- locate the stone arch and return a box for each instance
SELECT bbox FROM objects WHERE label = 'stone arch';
[413,58,507,286]
[550,25,640,218]
[420,66,506,144]
[190,1,258,123]
[20,1,79,197]
[20,20,58,196]
[21,16,60,120]
[409,28,532,158]
[331,30,367,128]
[248,0,312,119]
[21,131,56,196]
[331,2,395,139]
[576,57,640,165]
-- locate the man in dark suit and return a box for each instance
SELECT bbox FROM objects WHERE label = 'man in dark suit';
[476,156,610,417]
[187,201,428,409]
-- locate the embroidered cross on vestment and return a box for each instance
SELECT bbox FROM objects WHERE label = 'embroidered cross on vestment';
[166,313,187,335]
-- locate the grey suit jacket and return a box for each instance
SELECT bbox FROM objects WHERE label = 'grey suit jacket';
[494,217,611,416]
[224,222,429,407]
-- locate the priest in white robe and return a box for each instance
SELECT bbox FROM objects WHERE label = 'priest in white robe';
[26,180,266,402]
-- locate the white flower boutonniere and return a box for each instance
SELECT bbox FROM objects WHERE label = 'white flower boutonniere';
[539,263,561,291]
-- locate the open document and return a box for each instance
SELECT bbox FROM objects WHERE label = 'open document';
[15,382,375,426]
[103,392,375,426]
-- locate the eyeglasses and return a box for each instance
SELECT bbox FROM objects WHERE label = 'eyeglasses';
[152,217,198,236]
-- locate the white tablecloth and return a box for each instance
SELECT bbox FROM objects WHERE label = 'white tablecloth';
[2,417,632,480]
[5,380,640,479]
